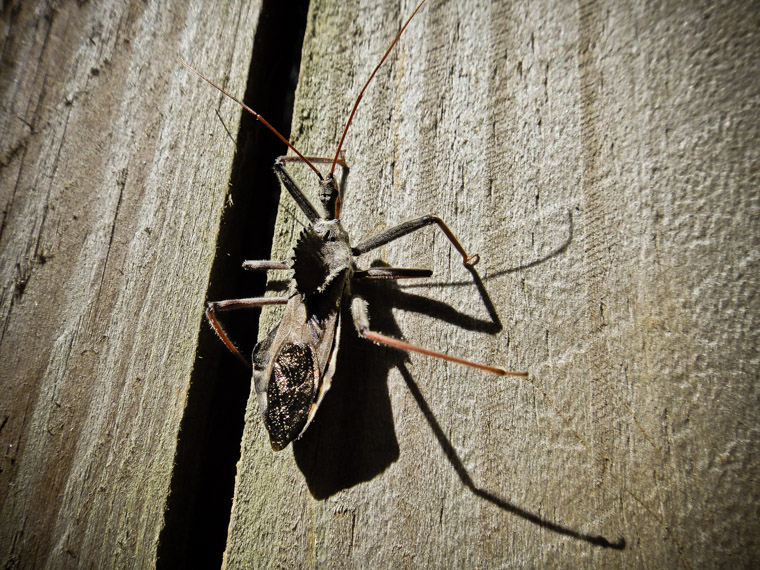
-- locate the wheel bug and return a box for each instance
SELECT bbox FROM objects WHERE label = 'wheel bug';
[182,0,527,451]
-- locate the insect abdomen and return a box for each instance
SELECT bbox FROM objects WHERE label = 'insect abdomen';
[264,342,319,450]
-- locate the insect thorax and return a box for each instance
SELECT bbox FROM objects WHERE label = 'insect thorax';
[292,219,353,298]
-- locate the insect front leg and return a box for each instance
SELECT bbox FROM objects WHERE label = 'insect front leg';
[277,155,349,169]
[349,293,527,377]
[352,216,480,267]
[206,296,288,369]
[272,160,323,222]
[274,155,349,219]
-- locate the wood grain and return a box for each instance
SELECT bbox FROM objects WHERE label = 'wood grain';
[0,0,262,567]
[224,0,760,568]
[1,0,758,568]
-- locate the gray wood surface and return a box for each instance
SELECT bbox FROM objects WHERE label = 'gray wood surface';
[0,0,262,567]
[1,0,758,568]
[224,0,759,568]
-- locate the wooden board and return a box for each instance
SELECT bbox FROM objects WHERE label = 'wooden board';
[223,0,760,568]
[1,0,758,568]
[0,0,263,567]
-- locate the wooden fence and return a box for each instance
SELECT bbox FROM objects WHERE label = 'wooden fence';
[1,0,758,567]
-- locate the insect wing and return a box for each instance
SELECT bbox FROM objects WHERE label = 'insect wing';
[252,277,344,450]
[265,341,320,450]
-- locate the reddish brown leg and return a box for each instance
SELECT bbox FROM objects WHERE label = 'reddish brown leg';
[206,296,288,369]
[349,295,527,377]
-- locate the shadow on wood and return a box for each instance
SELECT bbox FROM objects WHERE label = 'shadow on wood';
[399,362,626,550]
[292,277,404,498]
[293,261,502,498]
[294,258,622,549]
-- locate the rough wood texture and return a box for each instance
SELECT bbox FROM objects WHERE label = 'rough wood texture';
[2,0,758,568]
[225,0,759,568]
[0,0,262,567]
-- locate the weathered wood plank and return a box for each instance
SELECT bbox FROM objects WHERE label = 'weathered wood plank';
[2,0,757,567]
[223,0,760,568]
[0,1,263,567]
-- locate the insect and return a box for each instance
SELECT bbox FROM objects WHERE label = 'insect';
[182,0,527,451]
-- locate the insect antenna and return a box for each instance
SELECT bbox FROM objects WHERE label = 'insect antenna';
[178,58,325,182]
[330,0,429,175]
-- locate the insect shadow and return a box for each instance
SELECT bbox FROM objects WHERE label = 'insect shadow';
[398,356,626,550]
[288,209,575,495]
[293,239,624,550]
[291,259,501,497]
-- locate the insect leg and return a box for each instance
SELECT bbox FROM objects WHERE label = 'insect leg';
[206,296,288,369]
[276,155,350,219]
[352,216,480,266]
[349,294,527,377]
[277,155,349,169]
[242,260,290,271]
[354,267,432,280]
[273,159,323,222]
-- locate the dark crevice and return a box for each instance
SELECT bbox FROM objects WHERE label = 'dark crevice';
[157,1,309,568]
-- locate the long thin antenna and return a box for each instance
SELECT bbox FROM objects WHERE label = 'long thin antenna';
[178,58,325,181]
[330,0,429,175]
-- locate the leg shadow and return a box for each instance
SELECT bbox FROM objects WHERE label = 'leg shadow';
[294,248,623,549]
[293,259,499,497]
[398,363,625,549]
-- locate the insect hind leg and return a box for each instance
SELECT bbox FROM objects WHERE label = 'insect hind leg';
[349,294,526,377]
